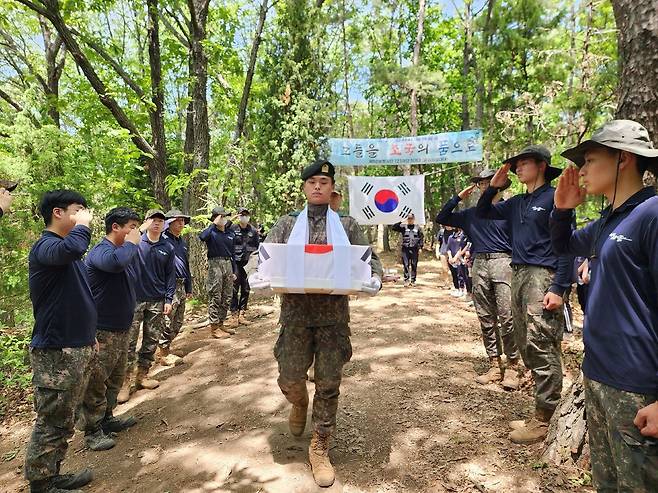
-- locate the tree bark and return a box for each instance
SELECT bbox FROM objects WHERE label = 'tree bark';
[460,0,473,132]
[474,0,494,129]
[39,16,65,127]
[146,0,170,209]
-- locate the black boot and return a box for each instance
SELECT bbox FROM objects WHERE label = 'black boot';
[101,411,137,433]
[52,468,94,489]
[30,477,84,493]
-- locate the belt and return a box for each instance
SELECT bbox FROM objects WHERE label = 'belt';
[477,252,511,260]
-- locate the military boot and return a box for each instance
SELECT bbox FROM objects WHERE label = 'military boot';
[51,468,94,490]
[157,345,183,366]
[135,367,159,390]
[84,428,116,451]
[117,367,135,404]
[289,391,309,437]
[309,431,335,487]
[501,358,522,390]
[509,408,553,445]
[238,311,252,326]
[101,411,137,433]
[30,478,84,493]
[220,321,236,335]
[475,357,503,385]
[210,323,230,339]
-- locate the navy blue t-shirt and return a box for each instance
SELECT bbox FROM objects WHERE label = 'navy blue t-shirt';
[86,238,140,331]
[199,224,237,272]
[29,226,97,348]
[163,231,192,294]
[551,187,658,395]
[477,183,572,294]
[446,232,467,257]
[134,233,176,304]
[436,195,511,256]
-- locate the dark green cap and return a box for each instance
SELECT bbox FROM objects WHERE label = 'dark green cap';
[0,180,18,192]
[301,159,335,181]
[145,208,166,219]
[504,145,562,181]
[209,206,229,221]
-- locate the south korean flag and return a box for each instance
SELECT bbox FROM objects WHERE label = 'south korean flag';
[348,175,425,225]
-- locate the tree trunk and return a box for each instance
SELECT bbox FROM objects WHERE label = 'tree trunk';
[184,0,211,297]
[474,0,494,130]
[146,0,170,209]
[542,372,590,468]
[611,0,658,187]
[460,0,473,132]
[341,0,354,138]
[39,16,65,127]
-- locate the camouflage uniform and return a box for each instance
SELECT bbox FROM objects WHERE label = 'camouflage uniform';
[127,301,165,372]
[78,330,130,432]
[267,204,383,435]
[511,265,564,412]
[584,378,658,492]
[207,258,234,324]
[471,254,518,359]
[159,279,186,348]
[24,346,94,481]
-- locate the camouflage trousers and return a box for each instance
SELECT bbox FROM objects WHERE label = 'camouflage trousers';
[24,346,94,481]
[78,329,129,432]
[128,301,165,372]
[472,254,517,359]
[511,265,564,412]
[274,324,353,435]
[207,258,233,325]
[584,378,658,492]
[159,279,186,349]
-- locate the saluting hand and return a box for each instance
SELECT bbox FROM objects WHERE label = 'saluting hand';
[72,208,93,227]
[126,227,141,245]
[140,218,153,233]
[0,188,14,213]
[490,163,511,189]
[458,184,477,200]
[555,166,586,209]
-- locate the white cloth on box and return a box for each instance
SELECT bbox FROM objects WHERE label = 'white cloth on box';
[285,205,351,293]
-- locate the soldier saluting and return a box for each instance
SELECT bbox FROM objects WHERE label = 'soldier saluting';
[250,159,383,487]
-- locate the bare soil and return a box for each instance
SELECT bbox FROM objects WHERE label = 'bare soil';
[0,253,592,493]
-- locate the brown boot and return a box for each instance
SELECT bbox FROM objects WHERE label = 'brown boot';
[226,312,239,328]
[135,367,159,390]
[238,311,252,326]
[117,367,135,404]
[210,323,230,339]
[309,431,335,487]
[155,345,169,363]
[509,408,553,444]
[475,357,503,385]
[289,391,309,437]
[501,358,522,390]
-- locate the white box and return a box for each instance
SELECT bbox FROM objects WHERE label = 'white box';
[257,243,372,295]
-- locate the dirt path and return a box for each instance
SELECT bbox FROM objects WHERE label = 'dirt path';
[0,254,589,493]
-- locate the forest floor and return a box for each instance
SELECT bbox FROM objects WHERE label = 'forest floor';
[0,253,593,493]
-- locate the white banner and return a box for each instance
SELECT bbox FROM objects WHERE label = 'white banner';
[348,175,425,225]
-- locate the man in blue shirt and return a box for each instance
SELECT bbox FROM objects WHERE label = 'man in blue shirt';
[79,207,141,451]
[437,169,519,389]
[550,120,658,491]
[120,209,175,402]
[477,145,571,444]
[24,190,96,493]
[157,209,192,366]
[199,206,237,338]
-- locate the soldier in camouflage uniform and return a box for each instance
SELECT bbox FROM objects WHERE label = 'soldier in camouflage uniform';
[25,190,96,493]
[199,206,237,338]
[477,146,572,445]
[551,120,658,491]
[436,170,519,388]
[250,159,383,487]
[79,207,142,452]
[119,209,175,402]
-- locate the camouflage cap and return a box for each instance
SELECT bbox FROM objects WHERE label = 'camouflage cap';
[0,179,18,192]
[145,208,166,219]
[561,119,658,174]
[165,208,191,224]
[504,145,562,181]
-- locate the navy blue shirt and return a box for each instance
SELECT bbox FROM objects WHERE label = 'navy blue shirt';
[551,187,658,395]
[134,233,176,304]
[199,224,236,272]
[29,226,97,348]
[476,183,572,295]
[446,232,467,257]
[437,195,511,256]
[86,238,140,331]
[163,231,192,294]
